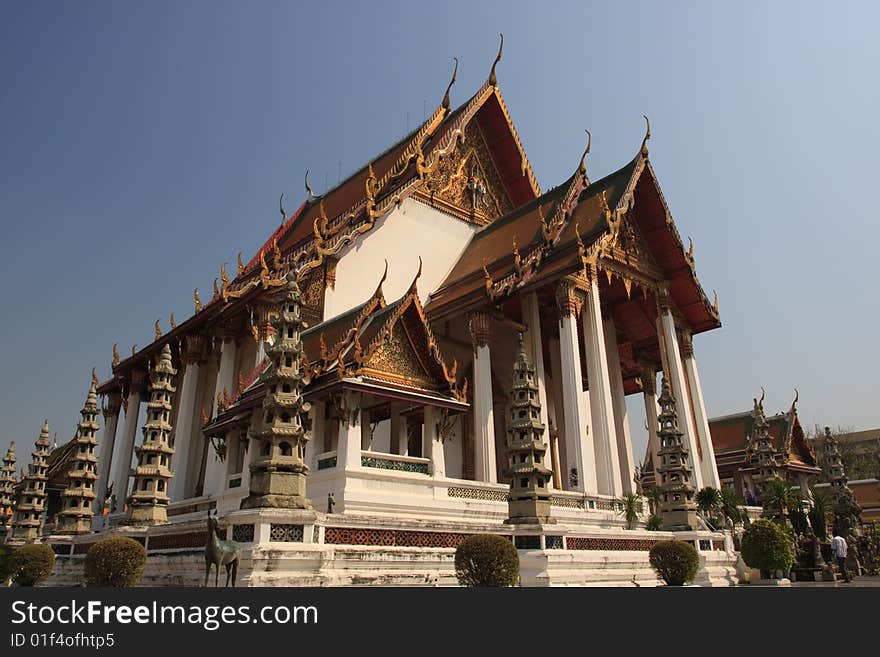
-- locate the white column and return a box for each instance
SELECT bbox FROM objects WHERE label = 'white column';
[169,355,203,500]
[603,319,636,494]
[641,367,662,487]
[680,331,721,489]
[94,392,122,513]
[658,307,704,490]
[581,277,622,497]
[555,282,596,493]
[336,392,362,469]
[548,337,568,481]
[206,337,240,497]
[469,311,497,483]
[522,292,554,488]
[112,370,145,506]
[423,406,446,479]
[305,400,324,471]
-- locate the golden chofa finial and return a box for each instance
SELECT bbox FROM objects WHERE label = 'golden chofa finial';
[154,319,162,341]
[212,277,220,299]
[687,237,694,261]
[194,288,202,312]
[112,343,120,368]
[578,129,591,177]
[641,115,651,155]
[712,289,719,314]
[91,367,99,386]
[237,252,244,276]
[442,57,459,111]
[169,312,177,329]
[305,169,315,200]
[131,344,137,357]
[279,193,287,226]
[488,33,503,86]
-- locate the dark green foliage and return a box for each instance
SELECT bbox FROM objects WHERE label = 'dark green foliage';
[617,492,642,530]
[10,543,55,586]
[789,506,809,535]
[454,534,519,587]
[719,488,744,526]
[645,514,663,531]
[695,487,722,517]
[741,518,794,576]
[762,479,796,520]
[84,536,147,587]
[0,543,12,582]
[648,540,699,586]
[645,487,663,515]
[809,490,829,539]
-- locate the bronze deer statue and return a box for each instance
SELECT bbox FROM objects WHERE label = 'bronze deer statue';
[205,512,241,587]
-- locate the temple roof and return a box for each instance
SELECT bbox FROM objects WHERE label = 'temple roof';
[426,149,721,334]
[709,396,818,469]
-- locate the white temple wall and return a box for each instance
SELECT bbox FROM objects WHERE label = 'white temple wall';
[323,198,477,318]
[442,417,463,480]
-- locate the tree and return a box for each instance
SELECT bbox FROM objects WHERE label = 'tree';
[762,479,796,522]
[695,487,722,527]
[741,518,794,578]
[617,492,642,530]
[809,489,829,540]
[645,486,663,515]
[719,488,744,527]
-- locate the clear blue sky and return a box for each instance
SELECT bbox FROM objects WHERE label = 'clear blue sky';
[1,1,877,465]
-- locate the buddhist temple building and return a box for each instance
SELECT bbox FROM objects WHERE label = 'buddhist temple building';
[31,43,737,585]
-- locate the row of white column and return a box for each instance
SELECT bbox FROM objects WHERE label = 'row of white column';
[95,332,265,511]
[466,278,720,497]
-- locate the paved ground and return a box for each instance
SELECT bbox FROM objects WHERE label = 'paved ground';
[790,575,880,587]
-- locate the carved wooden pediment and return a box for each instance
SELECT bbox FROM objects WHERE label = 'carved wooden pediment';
[360,325,438,391]
[417,122,514,225]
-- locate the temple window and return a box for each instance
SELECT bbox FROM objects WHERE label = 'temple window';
[157,481,165,492]
[282,384,291,393]
[285,357,293,367]
[281,413,291,423]
[280,442,292,456]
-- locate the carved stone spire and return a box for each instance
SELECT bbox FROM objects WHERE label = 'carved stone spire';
[127,344,176,525]
[504,334,554,525]
[0,442,16,532]
[822,427,863,550]
[242,269,313,510]
[655,377,698,530]
[11,420,52,542]
[57,381,101,534]
[740,391,782,507]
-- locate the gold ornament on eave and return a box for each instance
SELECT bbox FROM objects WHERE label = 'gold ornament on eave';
[194,288,202,312]
[112,343,120,368]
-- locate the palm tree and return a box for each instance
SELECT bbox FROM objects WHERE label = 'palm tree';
[719,488,744,527]
[695,487,722,527]
[762,479,795,522]
[617,492,642,530]
[645,486,663,515]
[809,489,830,539]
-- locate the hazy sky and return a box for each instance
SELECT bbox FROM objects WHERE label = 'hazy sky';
[1,1,877,465]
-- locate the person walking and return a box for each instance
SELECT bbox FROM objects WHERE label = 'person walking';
[830,533,851,583]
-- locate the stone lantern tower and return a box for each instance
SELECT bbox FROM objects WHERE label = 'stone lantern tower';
[504,334,553,524]
[740,393,783,508]
[11,420,52,543]
[57,381,100,534]
[822,427,862,567]
[127,344,177,525]
[242,270,313,510]
[655,377,698,530]
[0,442,16,532]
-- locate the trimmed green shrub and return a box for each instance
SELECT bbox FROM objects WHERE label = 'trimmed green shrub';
[84,536,147,587]
[645,514,663,531]
[454,534,519,587]
[10,543,56,586]
[741,518,793,577]
[0,543,13,582]
[648,540,699,586]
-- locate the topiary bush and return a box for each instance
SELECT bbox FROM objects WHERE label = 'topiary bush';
[84,536,147,587]
[454,534,519,587]
[645,514,663,531]
[10,543,56,586]
[648,540,699,586]
[741,518,793,578]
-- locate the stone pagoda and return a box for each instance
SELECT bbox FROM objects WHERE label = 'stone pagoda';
[10,420,51,543]
[822,427,862,571]
[57,381,100,534]
[655,377,698,530]
[127,344,177,525]
[242,269,313,510]
[740,393,782,507]
[0,442,16,532]
[504,334,553,524]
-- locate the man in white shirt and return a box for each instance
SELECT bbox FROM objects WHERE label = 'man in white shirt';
[830,534,851,583]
